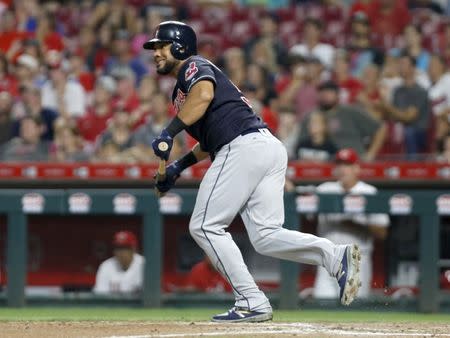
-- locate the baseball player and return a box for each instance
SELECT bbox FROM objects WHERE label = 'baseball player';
[143,21,361,322]
[93,231,144,295]
[314,148,390,299]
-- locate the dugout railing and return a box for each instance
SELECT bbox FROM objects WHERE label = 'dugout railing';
[0,188,446,313]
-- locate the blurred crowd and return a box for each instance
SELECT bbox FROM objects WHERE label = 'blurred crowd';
[1,0,450,163]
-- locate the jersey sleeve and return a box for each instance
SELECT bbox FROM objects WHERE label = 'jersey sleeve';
[181,59,217,93]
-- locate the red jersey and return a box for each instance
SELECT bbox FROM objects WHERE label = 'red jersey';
[112,93,140,114]
[186,260,232,293]
[338,77,364,104]
[77,108,112,143]
[368,0,411,37]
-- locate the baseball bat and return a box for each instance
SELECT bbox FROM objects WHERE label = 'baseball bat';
[155,141,168,197]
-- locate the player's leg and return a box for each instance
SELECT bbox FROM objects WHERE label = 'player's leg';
[314,250,371,299]
[188,138,272,318]
[240,136,361,305]
[240,139,345,276]
[313,266,339,299]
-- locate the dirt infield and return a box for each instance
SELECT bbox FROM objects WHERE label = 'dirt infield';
[1,321,449,338]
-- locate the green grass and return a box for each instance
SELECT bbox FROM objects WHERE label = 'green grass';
[0,308,448,323]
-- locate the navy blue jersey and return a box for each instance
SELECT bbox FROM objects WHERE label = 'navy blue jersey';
[172,55,266,154]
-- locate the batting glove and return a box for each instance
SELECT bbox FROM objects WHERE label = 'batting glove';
[152,129,173,161]
[155,161,182,193]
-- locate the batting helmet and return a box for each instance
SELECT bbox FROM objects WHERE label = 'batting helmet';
[143,21,197,60]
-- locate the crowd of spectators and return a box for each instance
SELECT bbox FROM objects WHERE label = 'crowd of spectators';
[1,0,450,163]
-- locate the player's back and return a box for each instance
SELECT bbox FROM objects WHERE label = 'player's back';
[172,55,266,154]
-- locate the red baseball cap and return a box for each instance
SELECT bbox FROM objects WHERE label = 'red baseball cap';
[112,231,137,249]
[335,148,359,164]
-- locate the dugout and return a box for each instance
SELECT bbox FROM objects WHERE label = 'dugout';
[0,162,449,312]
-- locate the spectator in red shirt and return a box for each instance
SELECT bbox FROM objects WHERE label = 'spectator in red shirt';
[0,9,31,55]
[185,256,232,293]
[77,76,116,145]
[333,49,363,104]
[367,0,411,41]
[35,12,64,53]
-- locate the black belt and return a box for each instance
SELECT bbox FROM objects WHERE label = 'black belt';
[240,127,267,136]
[212,128,269,159]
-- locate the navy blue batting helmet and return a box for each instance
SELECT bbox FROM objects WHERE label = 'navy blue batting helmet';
[143,21,197,60]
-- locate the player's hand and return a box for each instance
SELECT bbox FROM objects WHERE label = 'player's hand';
[154,161,182,193]
[152,129,173,160]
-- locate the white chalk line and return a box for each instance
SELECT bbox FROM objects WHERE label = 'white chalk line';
[103,322,450,338]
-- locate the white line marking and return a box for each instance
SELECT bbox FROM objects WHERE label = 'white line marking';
[103,322,450,338]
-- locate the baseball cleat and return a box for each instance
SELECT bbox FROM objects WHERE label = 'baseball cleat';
[337,244,361,306]
[212,307,273,323]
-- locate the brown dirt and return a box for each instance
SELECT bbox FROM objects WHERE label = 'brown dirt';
[0,321,449,338]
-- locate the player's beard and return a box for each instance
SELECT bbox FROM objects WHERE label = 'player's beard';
[156,58,178,75]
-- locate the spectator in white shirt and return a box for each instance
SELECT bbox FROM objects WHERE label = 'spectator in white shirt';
[314,148,390,299]
[93,231,145,295]
[41,50,86,118]
[289,18,335,69]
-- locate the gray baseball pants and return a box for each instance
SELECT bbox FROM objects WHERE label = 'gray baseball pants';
[189,129,346,312]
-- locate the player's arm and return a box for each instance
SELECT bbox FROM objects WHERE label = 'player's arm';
[152,80,214,161]
[191,142,210,162]
[383,103,418,123]
[177,81,214,125]
[154,142,209,194]
[164,80,214,137]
